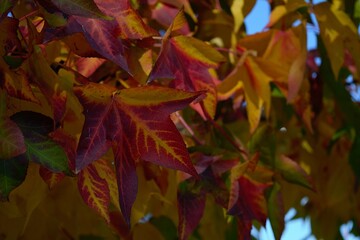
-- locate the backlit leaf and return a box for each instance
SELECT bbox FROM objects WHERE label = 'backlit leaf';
[314,2,360,78]
[277,155,314,190]
[148,9,224,118]
[68,16,129,73]
[267,182,285,240]
[78,161,110,223]
[228,175,269,226]
[0,155,28,200]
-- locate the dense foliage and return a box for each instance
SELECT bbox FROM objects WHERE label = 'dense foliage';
[1,0,360,239]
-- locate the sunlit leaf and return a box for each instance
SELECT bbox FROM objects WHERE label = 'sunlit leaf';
[148,9,224,118]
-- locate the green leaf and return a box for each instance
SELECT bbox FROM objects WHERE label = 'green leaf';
[25,131,69,174]
[50,0,111,20]
[248,124,276,166]
[10,111,70,174]
[267,182,284,240]
[0,155,28,200]
[276,155,314,190]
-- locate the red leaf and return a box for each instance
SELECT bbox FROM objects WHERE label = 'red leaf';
[113,138,137,225]
[68,16,129,72]
[148,9,224,117]
[94,0,158,39]
[92,158,120,211]
[228,176,270,225]
[39,166,65,189]
[74,82,203,223]
[0,117,26,159]
[177,191,206,240]
[78,160,111,223]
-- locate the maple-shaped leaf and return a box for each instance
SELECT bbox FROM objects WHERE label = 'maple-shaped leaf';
[78,160,110,223]
[148,9,225,118]
[93,0,158,39]
[0,154,28,200]
[67,16,129,72]
[66,0,157,74]
[177,191,206,240]
[228,175,270,226]
[74,82,203,223]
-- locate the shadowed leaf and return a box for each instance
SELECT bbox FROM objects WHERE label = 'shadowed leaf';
[0,154,28,200]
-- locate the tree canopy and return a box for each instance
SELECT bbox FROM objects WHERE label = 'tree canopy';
[0,0,360,239]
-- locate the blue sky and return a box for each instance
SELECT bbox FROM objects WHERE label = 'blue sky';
[244,0,360,239]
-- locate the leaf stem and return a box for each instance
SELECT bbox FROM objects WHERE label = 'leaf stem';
[175,112,203,145]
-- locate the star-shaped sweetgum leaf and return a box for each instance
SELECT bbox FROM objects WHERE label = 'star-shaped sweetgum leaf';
[65,0,157,74]
[148,9,225,118]
[74,82,204,223]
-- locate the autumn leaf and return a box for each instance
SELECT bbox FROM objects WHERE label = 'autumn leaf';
[177,191,206,240]
[148,9,225,118]
[39,166,65,189]
[228,175,270,226]
[10,111,70,174]
[49,0,111,20]
[74,82,203,223]
[66,0,157,74]
[0,155,28,200]
[78,160,111,223]
[93,0,158,39]
[0,92,26,159]
[28,46,67,121]
[267,182,285,240]
[277,155,314,190]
